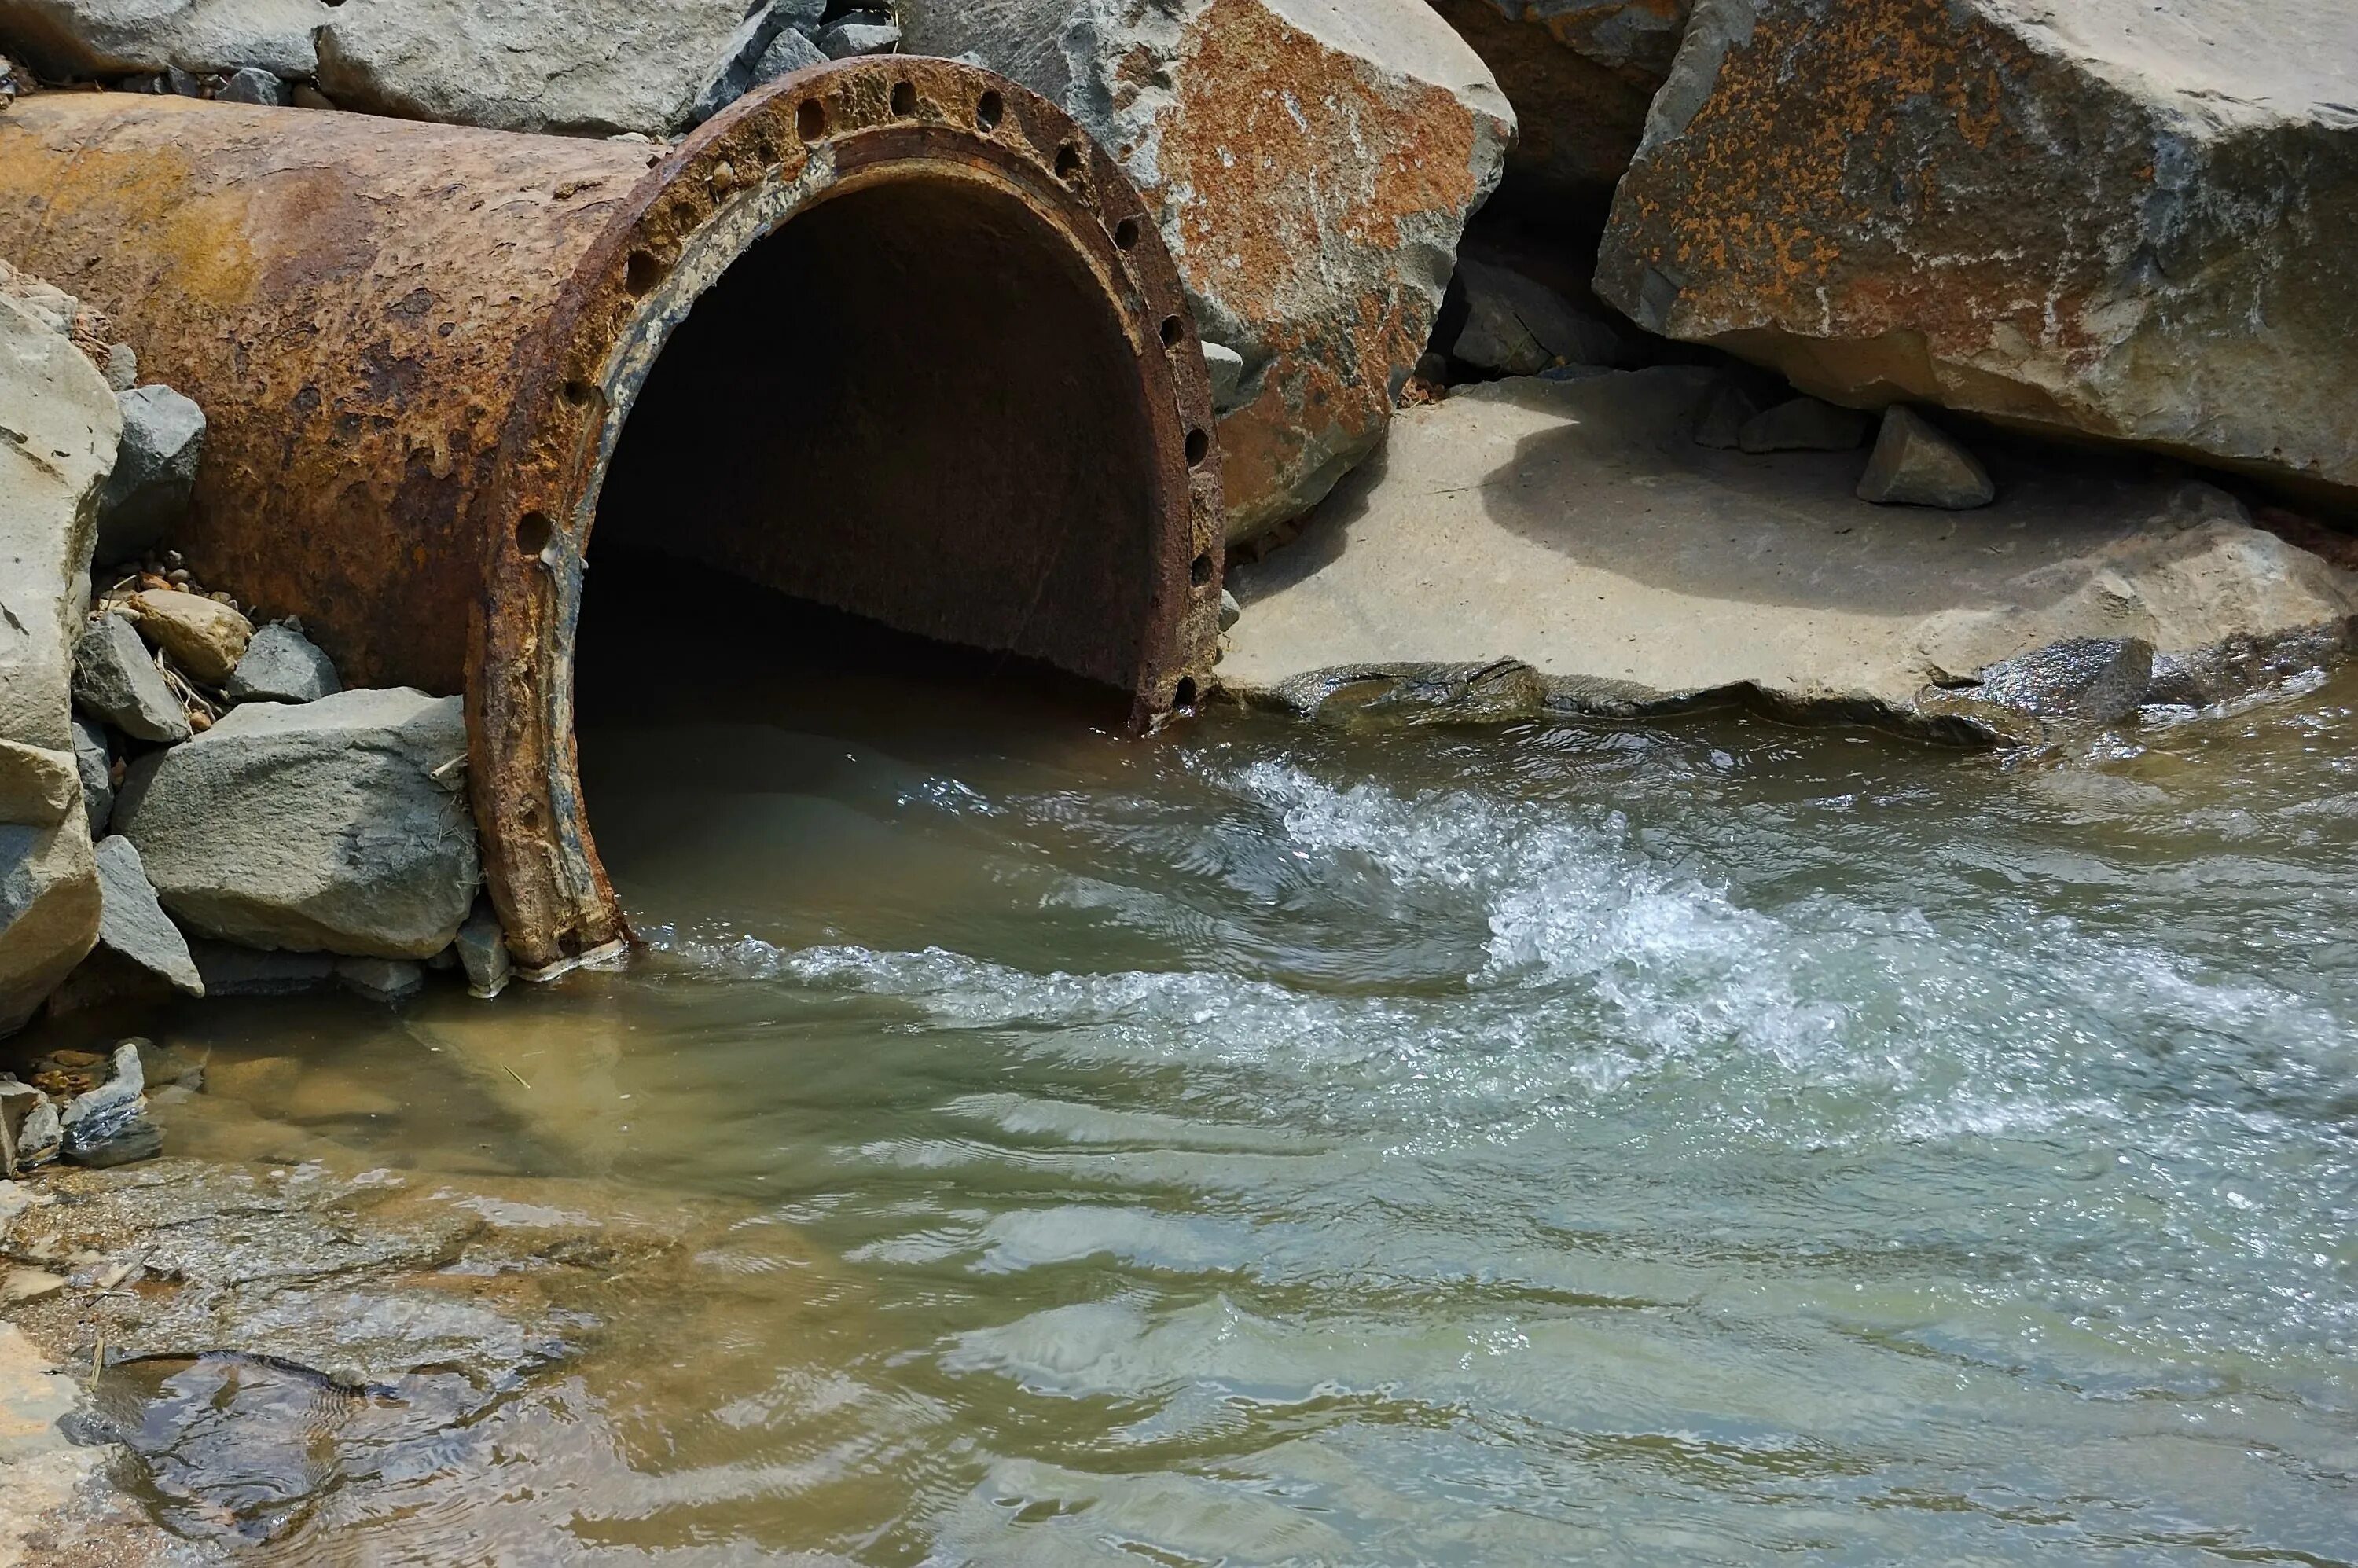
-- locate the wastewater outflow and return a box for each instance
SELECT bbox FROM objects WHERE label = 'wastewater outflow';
[92,613,2358,1563]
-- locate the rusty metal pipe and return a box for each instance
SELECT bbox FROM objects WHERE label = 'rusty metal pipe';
[0,61,1224,974]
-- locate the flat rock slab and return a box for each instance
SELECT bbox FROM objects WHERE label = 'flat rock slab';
[1221,369,2358,735]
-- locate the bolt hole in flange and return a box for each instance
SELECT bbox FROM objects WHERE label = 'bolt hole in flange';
[798,98,828,142]
[1185,429,1209,468]
[1160,315,1185,349]
[1055,144,1085,184]
[1190,553,1213,588]
[891,81,917,116]
[624,251,663,296]
[975,90,1004,132]
[516,511,553,557]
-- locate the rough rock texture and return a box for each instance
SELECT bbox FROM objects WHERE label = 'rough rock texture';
[1422,0,1690,208]
[454,902,510,1001]
[1221,369,2358,738]
[94,383,204,566]
[90,835,201,996]
[129,587,250,684]
[70,612,188,744]
[116,687,479,959]
[68,718,109,835]
[227,620,340,704]
[1859,405,1996,509]
[1596,0,2358,509]
[0,0,331,79]
[1449,256,1634,375]
[0,292,116,1037]
[314,0,807,136]
[902,0,1514,542]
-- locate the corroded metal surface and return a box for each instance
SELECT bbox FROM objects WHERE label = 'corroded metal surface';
[0,61,1222,971]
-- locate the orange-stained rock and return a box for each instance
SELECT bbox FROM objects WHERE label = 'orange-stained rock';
[1596,0,2358,509]
[1422,0,1690,211]
[903,0,1513,541]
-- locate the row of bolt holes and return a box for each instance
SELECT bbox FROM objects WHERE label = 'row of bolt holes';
[553,83,1212,577]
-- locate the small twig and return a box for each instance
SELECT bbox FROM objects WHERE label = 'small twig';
[502,1065,531,1090]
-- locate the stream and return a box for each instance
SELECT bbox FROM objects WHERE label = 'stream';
[47,633,2358,1564]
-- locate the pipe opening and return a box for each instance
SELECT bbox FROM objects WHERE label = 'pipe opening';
[577,173,1166,876]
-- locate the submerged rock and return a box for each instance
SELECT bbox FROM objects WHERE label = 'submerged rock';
[1858,406,1996,511]
[60,1039,160,1168]
[334,955,424,1005]
[1596,0,2358,509]
[116,688,480,959]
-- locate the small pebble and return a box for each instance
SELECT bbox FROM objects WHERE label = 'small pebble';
[166,568,191,584]
[188,711,211,733]
[163,549,184,568]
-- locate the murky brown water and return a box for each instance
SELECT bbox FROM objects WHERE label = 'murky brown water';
[26,619,2358,1565]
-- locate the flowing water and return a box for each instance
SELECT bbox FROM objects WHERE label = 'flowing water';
[54,619,2358,1564]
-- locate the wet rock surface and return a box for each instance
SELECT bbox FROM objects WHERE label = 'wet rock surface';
[1596,0,2358,509]
[116,689,479,960]
[1221,369,2358,740]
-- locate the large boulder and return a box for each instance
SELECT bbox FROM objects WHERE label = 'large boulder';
[1596,0,2358,509]
[0,291,116,1034]
[1421,0,1689,209]
[314,0,814,135]
[0,0,330,79]
[902,0,1514,542]
[115,687,480,959]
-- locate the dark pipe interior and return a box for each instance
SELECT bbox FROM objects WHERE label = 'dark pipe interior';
[585,176,1162,696]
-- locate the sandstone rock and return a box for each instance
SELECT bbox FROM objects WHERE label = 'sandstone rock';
[90,835,201,996]
[0,0,332,79]
[0,740,77,830]
[1422,0,1689,208]
[1858,406,1996,511]
[116,687,479,959]
[1738,396,1869,455]
[0,291,115,1035]
[453,901,510,1001]
[1450,256,1631,376]
[226,621,340,704]
[71,612,189,744]
[129,588,251,685]
[1596,0,2358,509]
[901,0,1514,542]
[314,0,806,136]
[95,382,204,566]
[1221,369,2358,736]
[69,718,108,836]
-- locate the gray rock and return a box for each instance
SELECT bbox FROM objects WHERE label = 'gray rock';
[1973,637,2157,726]
[1738,397,1871,454]
[814,16,898,58]
[71,718,112,836]
[216,64,290,104]
[226,621,340,704]
[1691,379,1760,450]
[124,65,209,96]
[1450,258,1630,376]
[1858,406,1996,510]
[751,22,825,81]
[94,382,205,567]
[1218,589,1242,634]
[189,939,335,997]
[0,292,114,1034]
[90,835,202,996]
[0,0,332,79]
[313,0,802,136]
[101,342,137,391]
[72,613,191,744]
[57,1037,161,1170]
[1203,343,1248,414]
[454,902,510,1001]
[116,687,479,959]
[335,956,424,1004]
[1,1077,60,1173]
